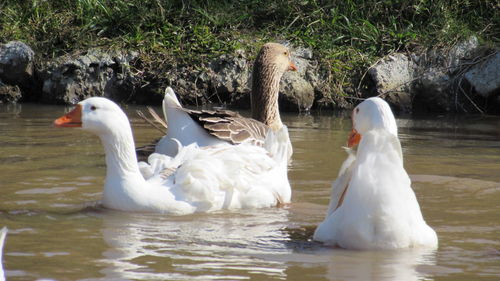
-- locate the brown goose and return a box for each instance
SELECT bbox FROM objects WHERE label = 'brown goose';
[143,42,297,158]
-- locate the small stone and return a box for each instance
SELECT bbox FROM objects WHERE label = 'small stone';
[0,81,22,103]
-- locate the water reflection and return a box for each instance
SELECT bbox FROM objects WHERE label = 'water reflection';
[97,207,439,281]
[99,208,292,280]
[321,247,437,281]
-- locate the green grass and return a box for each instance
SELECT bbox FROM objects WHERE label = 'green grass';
[0,0,497,99]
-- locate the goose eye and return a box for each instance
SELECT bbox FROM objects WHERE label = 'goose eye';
[283,51,288,56]
[90,105,97,111]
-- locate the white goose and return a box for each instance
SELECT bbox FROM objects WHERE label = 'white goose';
[313,97,438,250]
[54,97,291,214]
[0,227,6,281]
[154,42,297,158]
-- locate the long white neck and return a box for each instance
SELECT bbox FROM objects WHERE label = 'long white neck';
[99,125,141,177]
[99,120,148,211]
[97,123,146,208]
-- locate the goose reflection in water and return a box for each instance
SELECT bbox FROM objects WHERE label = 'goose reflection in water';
[95,208,437,281]
[98,208,291,280]
[320,247,437,281]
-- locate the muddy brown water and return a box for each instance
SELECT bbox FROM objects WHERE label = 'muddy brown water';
[1,103,499,280]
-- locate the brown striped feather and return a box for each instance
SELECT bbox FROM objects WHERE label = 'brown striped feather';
[184,108,269,146]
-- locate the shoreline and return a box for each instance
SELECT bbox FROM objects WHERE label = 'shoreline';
[1,39,498,115]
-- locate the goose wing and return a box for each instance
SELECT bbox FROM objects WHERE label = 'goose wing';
[186,108,269,146]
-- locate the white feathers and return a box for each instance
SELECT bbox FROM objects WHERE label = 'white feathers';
[138,127,292,213]
[155,88,228,157]
[313,98,438,250]
[57,97,291,215]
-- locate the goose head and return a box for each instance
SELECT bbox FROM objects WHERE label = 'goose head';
[348,97,398,147]
[254,42,298,74]
[54,97,140,177]
[54,97,130,136]
[251,43,297,129]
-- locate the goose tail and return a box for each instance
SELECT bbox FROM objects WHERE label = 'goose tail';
[163,87,182,113]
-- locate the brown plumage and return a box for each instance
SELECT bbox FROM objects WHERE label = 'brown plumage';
[185,108,269,146]
[136,42,296,158]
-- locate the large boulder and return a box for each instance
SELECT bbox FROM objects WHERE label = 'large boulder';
[365,36,497,113]
[39,49,138,104]
[280,72,314,111]
[0,41,37,100]
[411,36,484,112]
[368,53,415,95]
[0,41,35,85]
[448,36,480,72]
[279,46,315,111]
[412,68,452,112]
[209,49,251,104]
[162,66,210,105]
[151,50,250,107]
[464,51,500,98]
[367,53,415,111]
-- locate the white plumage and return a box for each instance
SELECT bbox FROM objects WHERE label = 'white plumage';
[313,97,438,250]
[154,87,229,157]
[54,97,291,215]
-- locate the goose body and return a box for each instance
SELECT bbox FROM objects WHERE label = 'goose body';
[54,97,291,214]
[154,43,296,158]
[313,97,438,250]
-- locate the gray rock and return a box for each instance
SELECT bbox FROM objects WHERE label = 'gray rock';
[368,53,415,95]
[293,46,314,60]
[413,68,451,112]
[365,36,491,113]
[0,80,22,103]
[448,36,480,72]
[209,49,251,100]
[0,41,35,86]
[279,46,315,111]
[406,36,485,112]
[280,72,315,111]
[420,68,451,93]
[384,92,412,113]
[464,51,500,98]
[40,49,138,104]
[166,66,211,105]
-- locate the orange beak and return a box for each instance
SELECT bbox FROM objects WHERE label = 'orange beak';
[54,104,82,127]
[347,128,361,147]
[289,61,298,71]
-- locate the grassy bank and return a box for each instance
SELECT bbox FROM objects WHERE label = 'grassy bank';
[1,0,498,97]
